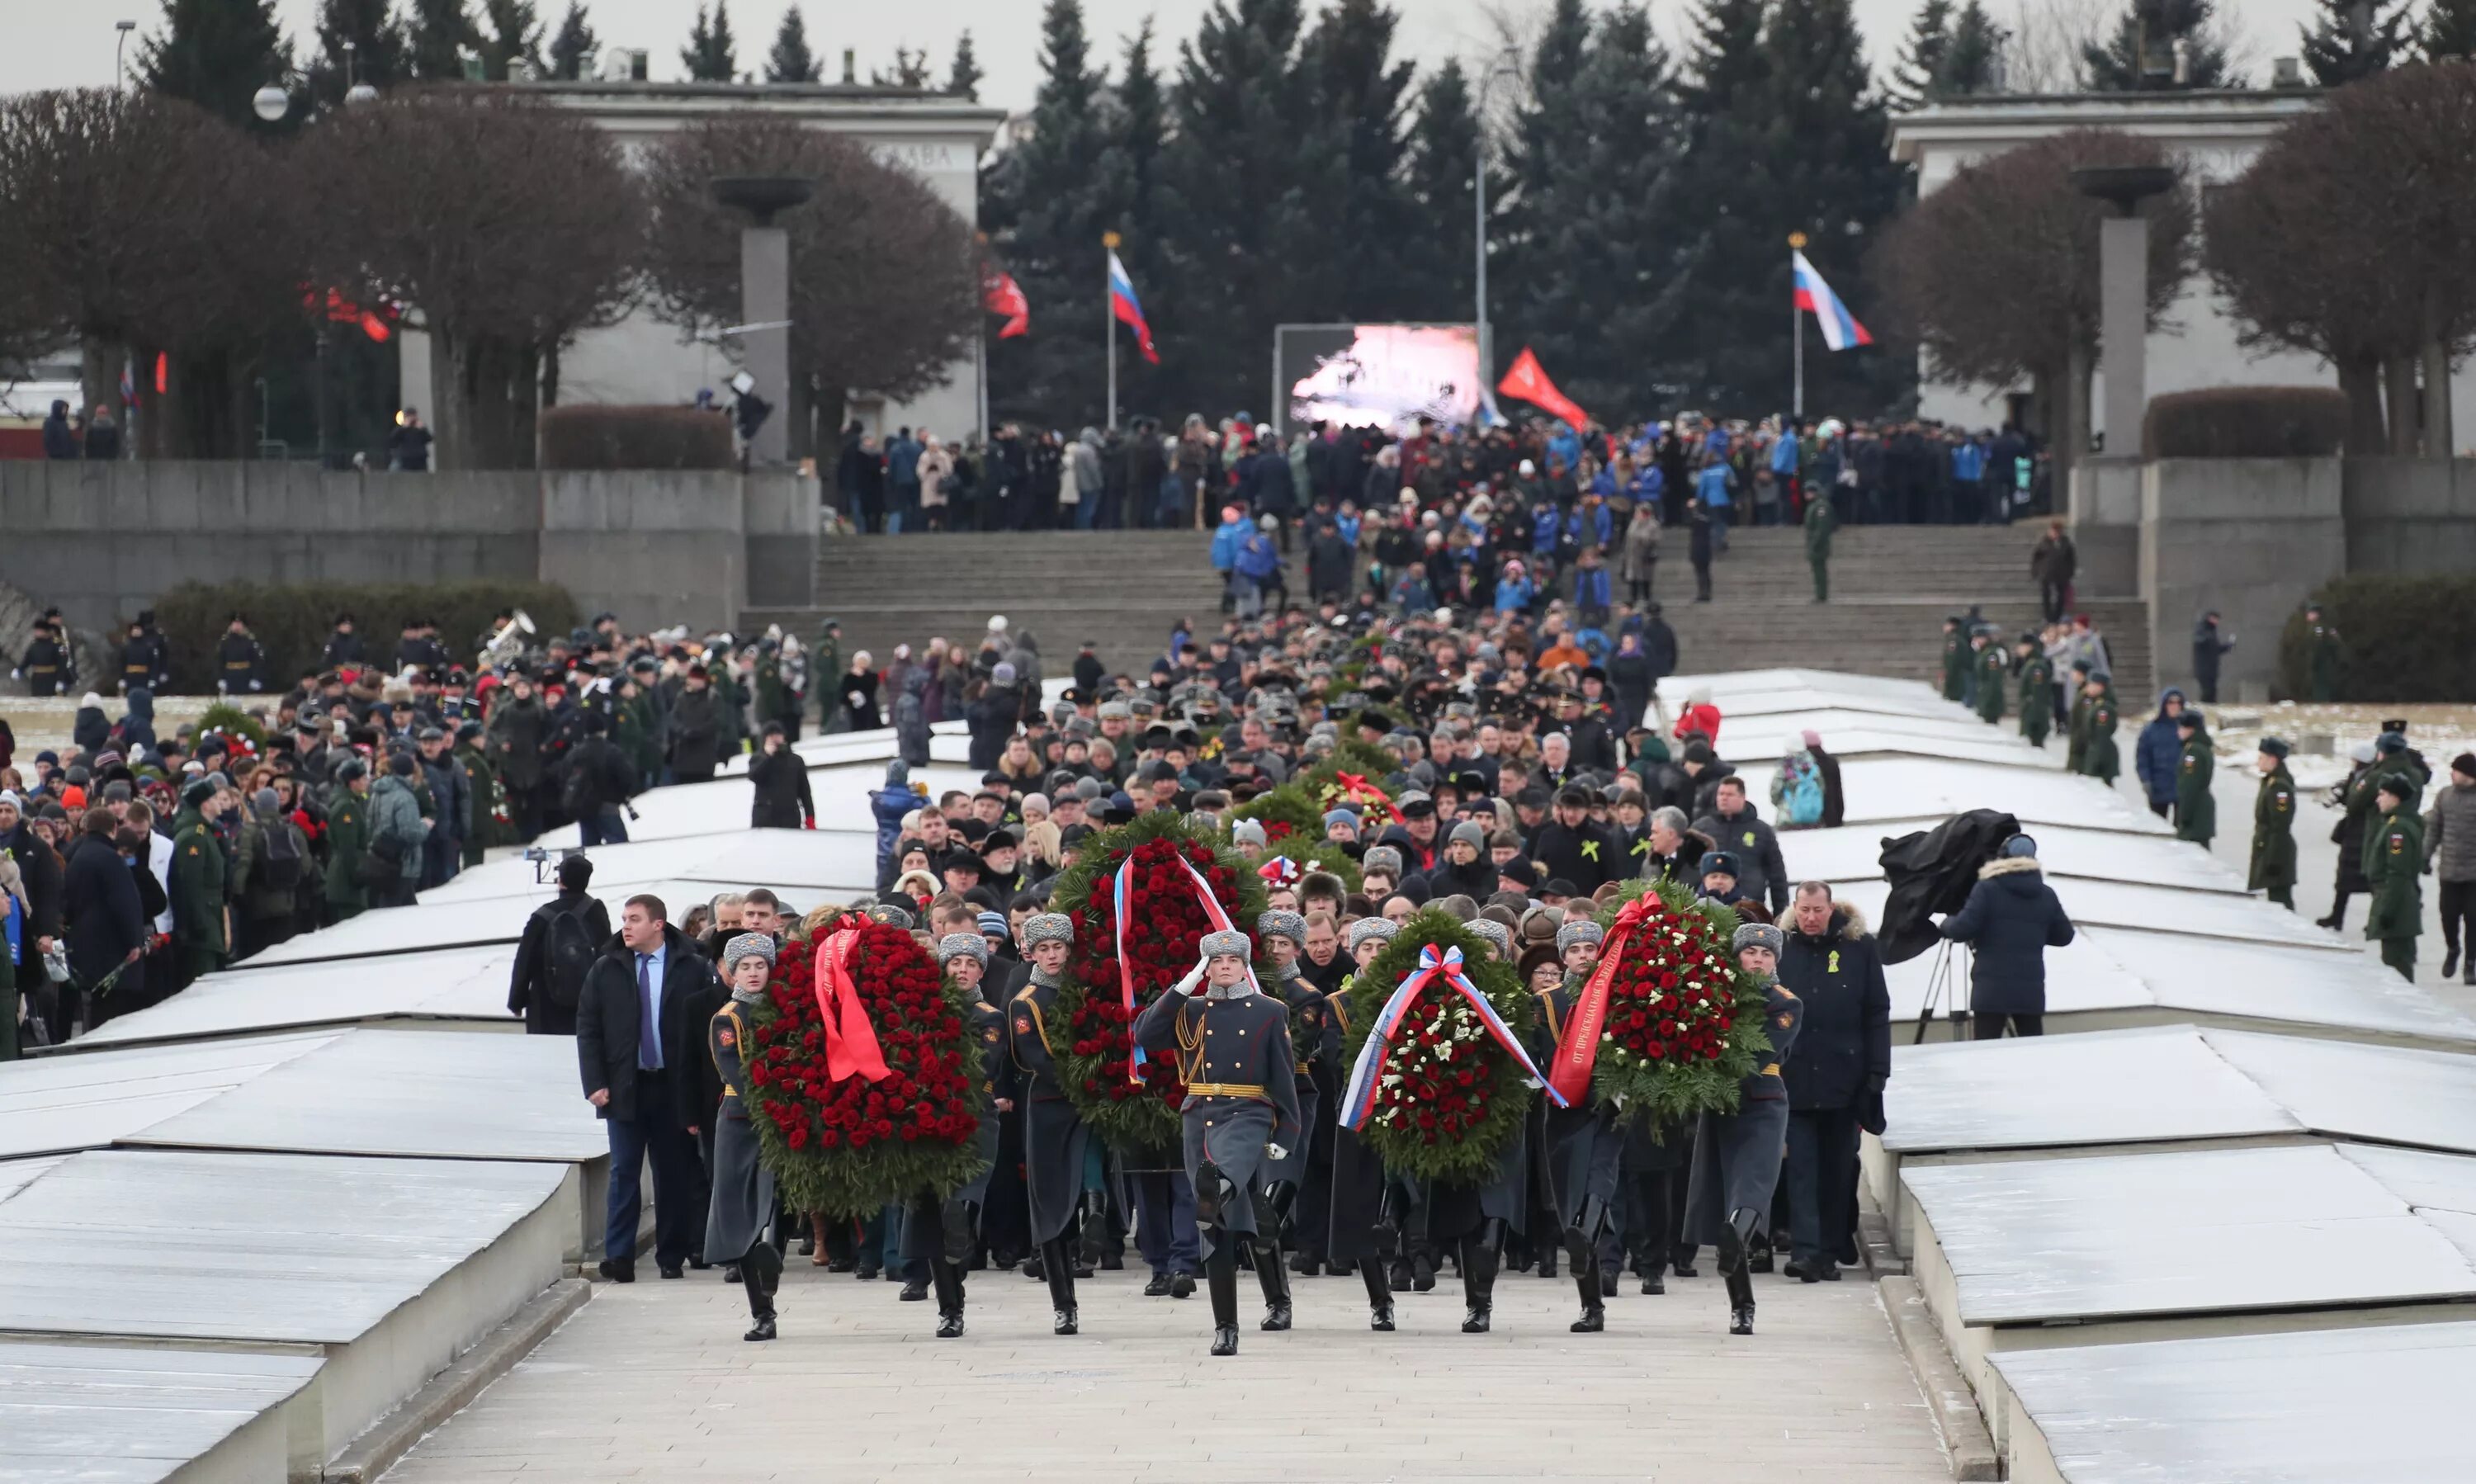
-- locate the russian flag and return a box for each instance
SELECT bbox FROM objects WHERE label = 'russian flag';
[1792,249,1872,352]
[1108,249,1160,365]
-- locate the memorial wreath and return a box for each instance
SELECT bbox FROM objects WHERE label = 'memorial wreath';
[1546,877,1773,1126]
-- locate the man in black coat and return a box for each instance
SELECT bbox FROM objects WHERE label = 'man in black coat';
[1306,518,1356,603]
[576,893,721,1282]
[508,854,611,1036]
[1529,785,1619,895]
[746,724,815,829]
[1939,834,2076,1038]
[1777,884,1890,1283]
[62,808,146,1038]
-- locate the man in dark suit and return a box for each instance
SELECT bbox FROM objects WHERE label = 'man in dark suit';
[576,892,719,1282]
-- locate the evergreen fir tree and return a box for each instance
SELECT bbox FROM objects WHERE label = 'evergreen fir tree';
[681,1,738,82]
[2083,0,2236,89]
[1680,0,1770,117]
[947,30,984,99]
[872,48,933,87]
[476,0,542,79]
[405,0,474,79]
[2426,0,2476,58]
[307,0,408,108]
[1401,58,1491,328]
[981,0,1118,426]
[1894,0,2006,104]
[1154,0,1316,417]
[1890,0,1954,106]
[139,0,294,128]
[1094,20,1170,418]
[1941,2,2007,96]
[767,4,821,83]
[1296,0,1420,324]
[546,1,597,78]
[2300,0,2410,83]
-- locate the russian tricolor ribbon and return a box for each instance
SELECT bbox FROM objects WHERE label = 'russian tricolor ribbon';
[813,920,893,1084]
[1339,943,1566,1132]
[1548,891,1661,1106]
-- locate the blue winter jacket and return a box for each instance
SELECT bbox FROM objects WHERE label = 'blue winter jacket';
[1565,503,1612,550]
[1211,517,1251,573]
[1530,506,1560,555]
[2133,688,2188,808]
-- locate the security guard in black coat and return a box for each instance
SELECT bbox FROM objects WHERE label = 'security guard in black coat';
[1133,928,1302,1357]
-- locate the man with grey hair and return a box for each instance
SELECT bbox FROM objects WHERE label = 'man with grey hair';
[1643,806,1706,882]
[1778,882,1888,1283]
[999,912,1096,1335]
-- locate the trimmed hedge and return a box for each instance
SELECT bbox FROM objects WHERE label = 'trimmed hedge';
[2143,387,2349,459]
[538,405,734,470]
[152,581,580,693]
[2279,574,2476,702]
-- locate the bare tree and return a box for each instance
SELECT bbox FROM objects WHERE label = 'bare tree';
[299,90,643,469]
[2207,62,2476,456]
[639,118,977,461]
[1873,128,2195,482]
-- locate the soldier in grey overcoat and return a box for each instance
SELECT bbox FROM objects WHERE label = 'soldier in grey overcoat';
[706,933,784,1341]
[899,933,1009,1339]
[1685,921,1803,1336]
[999,913,1094,1335]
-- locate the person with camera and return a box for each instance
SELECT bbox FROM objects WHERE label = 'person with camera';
[1937,834,2075,1038]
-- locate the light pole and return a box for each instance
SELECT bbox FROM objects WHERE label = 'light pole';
[114,20,135,91]
[1472,49,1521,406]
[251,83,289,123]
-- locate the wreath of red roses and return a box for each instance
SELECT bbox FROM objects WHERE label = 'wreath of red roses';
[1567,878,1770,1125]
[742,916,987,1217]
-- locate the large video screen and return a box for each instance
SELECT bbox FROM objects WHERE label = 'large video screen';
[1278,323,1481,436]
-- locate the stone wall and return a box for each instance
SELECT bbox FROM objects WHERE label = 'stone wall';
[2343,457,2476,575]
[2140,458,2346,702]
[0,461,815,648]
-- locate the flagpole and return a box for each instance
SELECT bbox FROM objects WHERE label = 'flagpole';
[1788,232,1807,421]
[1103,231,1120,432]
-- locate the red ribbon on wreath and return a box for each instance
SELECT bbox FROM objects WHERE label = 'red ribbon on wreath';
[1332,771,1406,825]
[813,919,893,1084]
[1548,891,1662,1105]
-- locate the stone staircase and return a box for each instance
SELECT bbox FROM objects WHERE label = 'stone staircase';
[744,524,2152,697]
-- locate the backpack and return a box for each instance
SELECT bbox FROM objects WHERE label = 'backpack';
[545,902,597,1012]
[560,750,600,817]
[258,821,305,891]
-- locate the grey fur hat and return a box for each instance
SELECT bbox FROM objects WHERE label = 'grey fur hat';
[1256,910,1307,946]
[1733,922,1785,956]
[1362,845,1404,877]
[722,933,777,972]
[936,933,990,966]
[1347,918,1399,952]
[1200,928,1251,959]
[1022,913,1075,947]
[1556,920,1605,953]
[1467,919,1512,957]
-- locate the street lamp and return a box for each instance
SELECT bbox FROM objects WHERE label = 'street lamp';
[344,40,377,106]
[251,83,289,123]
[114,20,135,92]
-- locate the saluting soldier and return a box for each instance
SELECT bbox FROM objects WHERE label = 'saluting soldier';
[1325,918,1406,1330]
[999,913,1095,1335]
[2365,777,2426,981]
[2015,636,2053,748]
[2249,738,2299,909]
[899,934,1011,1340]
[706,933,784,1341]
[2173,710,2215,847]
[1685,923,1803,1337]
[1135,929,1302,1357]
[1537,920,1623,1333]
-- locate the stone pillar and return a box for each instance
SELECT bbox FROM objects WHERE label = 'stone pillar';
[2098,216,2148,457]
[740,224,791,468]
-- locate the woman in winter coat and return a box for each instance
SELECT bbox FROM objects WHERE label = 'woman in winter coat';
[966,665,1023,772]
[917,435,955,531]
[72,694,111,754]
[837,652,882,732]
[1938,834,2076,1038]
[1618,504,1661,604]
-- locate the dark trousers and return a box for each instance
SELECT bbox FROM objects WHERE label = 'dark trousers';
[579,809,628,846]
[1784,1106,1861,1267]
[1973,1012,2044,1039]
[604,1075,700,1266]
[1132,1170,1200,1277]
[1692,557,1712,601]
[2039,580,2068,624]
[2442,881,2476,963]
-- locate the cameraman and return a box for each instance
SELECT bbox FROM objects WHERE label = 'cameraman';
[1938,834,2075,1038]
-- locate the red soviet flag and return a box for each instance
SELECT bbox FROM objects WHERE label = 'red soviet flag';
[1497,347,1590,428]
[982,267,1029,338]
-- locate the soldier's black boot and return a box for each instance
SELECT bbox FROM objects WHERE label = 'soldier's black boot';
[1207,1242,1240,1357]
[1461,1238,1499,1334]
[1717,1208,1760,1278]
[1362,1258,1396,1331]
[740,1260,777,1342]
[1725,1268,1755,1336]
[1042,1238,1078,1335]
[1570,1266,1605,1333]
[1254,1241,1292,1331]
[931,1251,966,1340]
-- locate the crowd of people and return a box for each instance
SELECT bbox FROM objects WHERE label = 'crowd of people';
[834,409,2047,542]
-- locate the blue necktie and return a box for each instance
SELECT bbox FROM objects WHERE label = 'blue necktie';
[636,954,663,1070]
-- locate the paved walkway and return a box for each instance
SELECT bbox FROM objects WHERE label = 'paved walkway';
[384,1260,1951,1484]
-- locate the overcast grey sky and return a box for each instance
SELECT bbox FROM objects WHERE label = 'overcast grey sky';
[1,0,2323,111]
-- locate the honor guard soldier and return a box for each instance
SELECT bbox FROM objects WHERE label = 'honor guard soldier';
[1325,918,1405,1330]
[999,912,1096,1335]
[1256,909,1328,1254]
[1685,922,1803,1336]
[707,934,784,1341]
[1134,928,1302,1357]
[1538,919,1623,1333]
[900,933,1011,1339]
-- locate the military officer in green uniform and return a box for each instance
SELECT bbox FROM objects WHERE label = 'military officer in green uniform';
[1803,487,1836,603]
[2365,776,2426,980]
[168,780,230,990]
[453,721,503,866]
[2303,603,2343,703]
[1973,631,2007,724]
[323,759,372,924]
[2015,635,2053,748]
[1939,617,1968,704]
[2249,738,2299,909]
[2173,710,2214,847]
[2075,675,2120,784]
